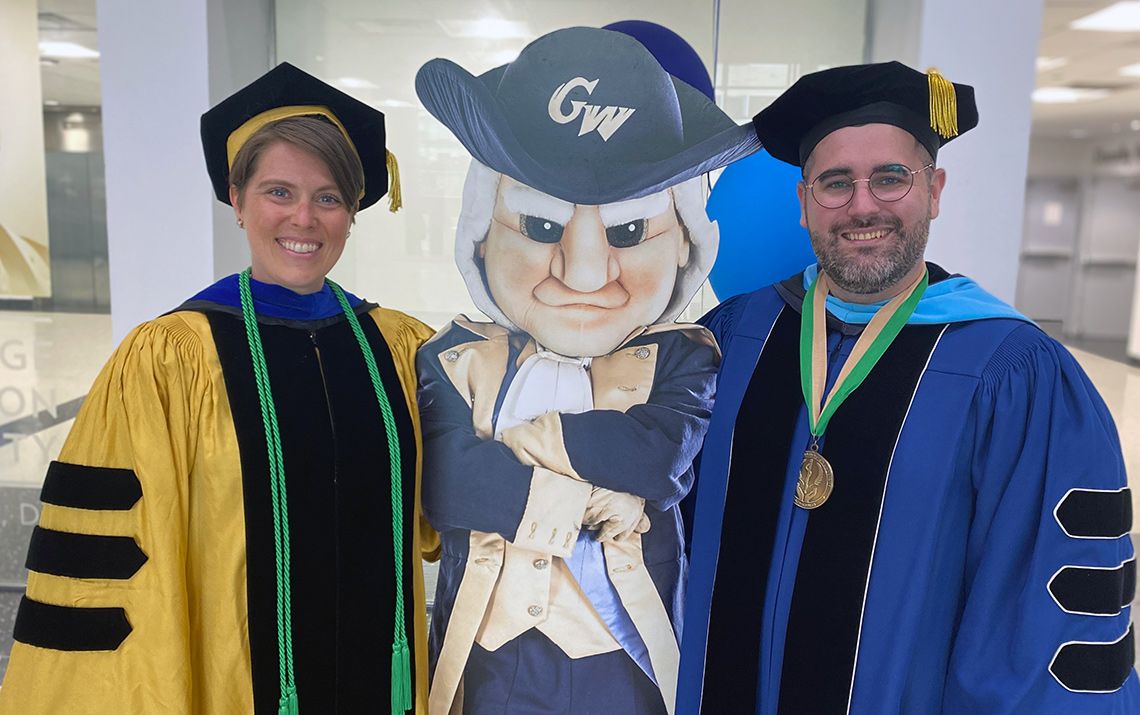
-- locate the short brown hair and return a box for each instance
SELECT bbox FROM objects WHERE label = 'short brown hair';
[228,115,365,216]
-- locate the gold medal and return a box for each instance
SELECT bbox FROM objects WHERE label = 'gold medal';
[795,449,834,510]
[795,269,927,512]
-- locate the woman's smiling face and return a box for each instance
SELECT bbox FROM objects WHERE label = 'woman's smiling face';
[231,140,353,294]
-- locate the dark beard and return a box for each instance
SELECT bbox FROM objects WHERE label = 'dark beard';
[809,213,929,297]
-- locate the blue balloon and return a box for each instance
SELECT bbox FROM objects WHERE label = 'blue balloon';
[707,150,816,300]
[602,20,714,101]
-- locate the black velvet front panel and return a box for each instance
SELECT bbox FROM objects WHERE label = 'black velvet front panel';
[777,324,943,714]
[703,308,802,713]
[702,311,944,715]
[208,308,418,714]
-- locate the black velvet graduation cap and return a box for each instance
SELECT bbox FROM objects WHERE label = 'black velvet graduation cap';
[200,62,394,211]
[752,61,978,168]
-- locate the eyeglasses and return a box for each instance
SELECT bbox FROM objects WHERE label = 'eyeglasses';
[806,163,934,209]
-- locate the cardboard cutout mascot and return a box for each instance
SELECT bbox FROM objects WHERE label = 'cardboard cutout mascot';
[414,26,758,714]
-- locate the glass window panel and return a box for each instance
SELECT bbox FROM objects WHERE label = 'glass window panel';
[275,1,866,328]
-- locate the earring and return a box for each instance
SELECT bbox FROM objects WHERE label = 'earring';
[237,218,244,229]
[346,231,351,239]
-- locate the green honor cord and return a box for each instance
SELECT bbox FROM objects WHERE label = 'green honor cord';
[238,268,411,714]
[328,279,412,714]
[799,269,929,437]
[238,269,297,714]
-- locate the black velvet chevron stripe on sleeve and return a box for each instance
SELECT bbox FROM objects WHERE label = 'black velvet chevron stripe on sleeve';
[25,527,148,580]
[40,461,142,511]
[1054,488,1132,539]
[12,597,133,651]
[1048,559,1136,616]
[1049,625,1136,694]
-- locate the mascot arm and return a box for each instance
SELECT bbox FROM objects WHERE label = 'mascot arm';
[501,332,717,508]
[417,347,590,553]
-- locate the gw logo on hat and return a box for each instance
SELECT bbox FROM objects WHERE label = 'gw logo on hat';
[547,77,636,141]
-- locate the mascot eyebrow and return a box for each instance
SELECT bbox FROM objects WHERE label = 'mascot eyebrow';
[503,183,574,224]
[504,182,672,228]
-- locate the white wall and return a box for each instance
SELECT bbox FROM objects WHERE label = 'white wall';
[1028,135,1094,178]
[1022,135,1140,340]
[866,0,1044,305]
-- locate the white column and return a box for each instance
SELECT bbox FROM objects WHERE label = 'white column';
[867,0,1044,304]
[97,0,272,341]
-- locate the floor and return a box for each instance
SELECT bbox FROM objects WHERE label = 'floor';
[0,311,1137,683]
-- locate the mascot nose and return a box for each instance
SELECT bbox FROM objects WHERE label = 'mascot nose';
[554,206,615,292]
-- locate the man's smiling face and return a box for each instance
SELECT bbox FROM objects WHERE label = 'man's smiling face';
[798,123,946,303]
[482,175,690,357]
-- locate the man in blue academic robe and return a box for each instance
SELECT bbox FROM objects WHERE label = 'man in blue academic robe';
[678,61,1138,714]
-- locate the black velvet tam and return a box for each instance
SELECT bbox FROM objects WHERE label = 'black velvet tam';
[752,61,978,167]
[200,62,388,209]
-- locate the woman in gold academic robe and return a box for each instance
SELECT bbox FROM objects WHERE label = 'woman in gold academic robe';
[0,63,436,714]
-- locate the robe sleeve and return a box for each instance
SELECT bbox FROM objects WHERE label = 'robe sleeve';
[944,325,1139,713]
[0,317,210,714]
[698,292,748,354]
[370,308,443,564]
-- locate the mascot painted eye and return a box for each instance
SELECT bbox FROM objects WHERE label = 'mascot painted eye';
[606,219,646,248]
[520,214,565,243]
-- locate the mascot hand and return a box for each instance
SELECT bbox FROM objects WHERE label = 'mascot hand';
[585,487,650,542]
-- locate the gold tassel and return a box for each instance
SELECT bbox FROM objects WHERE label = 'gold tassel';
[926,68,959,139]
[386,150,403,213]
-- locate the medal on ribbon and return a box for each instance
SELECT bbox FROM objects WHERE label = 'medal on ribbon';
[796,268,928,509]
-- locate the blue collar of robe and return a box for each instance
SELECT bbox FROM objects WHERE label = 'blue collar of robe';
[187,273,364,321]
[801,263,1033,326]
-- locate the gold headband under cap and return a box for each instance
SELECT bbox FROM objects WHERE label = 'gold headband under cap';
[225,105,360,168]
[225,104,373,204]
[225,104,404,211]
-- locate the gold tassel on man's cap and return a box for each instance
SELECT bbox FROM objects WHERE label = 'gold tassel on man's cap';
[386,150,403,213]
[926,68,959,139]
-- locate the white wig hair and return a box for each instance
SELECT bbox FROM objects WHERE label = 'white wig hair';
[454,159,719,330]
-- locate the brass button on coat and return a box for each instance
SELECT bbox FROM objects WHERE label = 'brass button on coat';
[533,558,549,570]
[527,605,543,617]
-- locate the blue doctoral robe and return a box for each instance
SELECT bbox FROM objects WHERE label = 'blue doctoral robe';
[678,265,1139,714]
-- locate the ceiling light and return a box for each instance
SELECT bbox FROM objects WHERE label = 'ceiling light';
[335,77,377,90]
[1131,119,1140,131]
[43,99,60,107]
[1070,1,1140,32]
[1120,62,1140,77]
[38,41,99,59]
[1032,86,1110,103]
[1036,56,1068,72]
